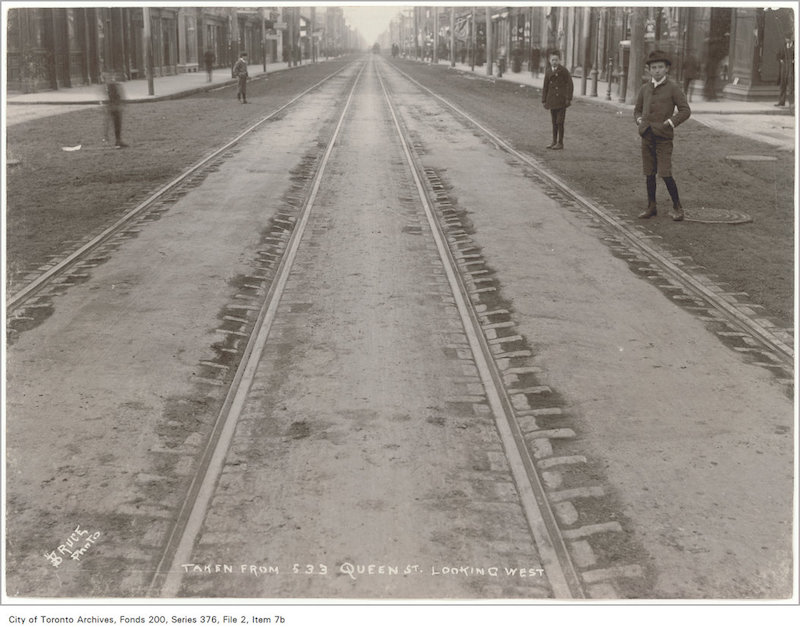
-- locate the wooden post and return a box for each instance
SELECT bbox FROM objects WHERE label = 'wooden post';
[143,6,154,95]
[433,6,438,63]
[486,7,492,75]
[414,6,419,59]
[450,7,455,67]
[626,7,646,104]
[581,7,590,94]
[470,8,475,72]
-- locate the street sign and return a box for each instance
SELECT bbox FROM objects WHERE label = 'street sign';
[265,34,280,40]
[274,21,287,29]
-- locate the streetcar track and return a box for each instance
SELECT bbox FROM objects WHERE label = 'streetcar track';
[387,62,794,374]
[148,60,369,597]
[375,62,584,599]
[7,56,650,599]
[6,54,789,601]
[149,55,593,599]
[6,66,351,318]
[378,59,655,598]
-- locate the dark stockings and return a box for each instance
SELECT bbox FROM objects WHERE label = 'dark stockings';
[551,123,564,144]
[647,175,681,208]
[646,174,657,204]
[663,176,681,208]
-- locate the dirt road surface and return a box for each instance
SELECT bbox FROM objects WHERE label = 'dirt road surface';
[4,56,794,601]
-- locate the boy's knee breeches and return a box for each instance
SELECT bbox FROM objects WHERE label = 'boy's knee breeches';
[550,108,567,125]
[641,130,674,177]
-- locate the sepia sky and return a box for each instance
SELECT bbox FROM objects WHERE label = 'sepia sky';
[342,3,406,43]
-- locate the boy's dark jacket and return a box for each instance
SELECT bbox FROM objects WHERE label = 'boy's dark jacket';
[542,64,573,109]
[634,78,691,139]
[233,58,248,78]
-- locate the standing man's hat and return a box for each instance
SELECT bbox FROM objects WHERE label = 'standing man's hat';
[646,50,671,66]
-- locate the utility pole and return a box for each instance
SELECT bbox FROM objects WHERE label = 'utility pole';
[591,8,599,96]
[450,7,455,67]
[261,9,266,71]
[414,7,420,60]
[288,7,294,66]
[485,7,492,76]
[142,6,154,95]
[231,8,239,57]
[311,6,316,63]
[626,7,646,104]
[507,8,513,73]
[433,6,438,64]
[606,7,614,100]
[581,6,590,95]
[293,7,299,66]
[470,8,475,72]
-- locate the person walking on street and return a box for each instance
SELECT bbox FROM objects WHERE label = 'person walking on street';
[102,73,127,148]
[530,46,541,78]
[634,50,691,221]
[776,36,794,107]
[204,48,215,82]
[541,49,572,150]
[233,51,249,104]
[682,50,698,102]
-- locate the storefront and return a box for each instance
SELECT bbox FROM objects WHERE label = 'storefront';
[724,7,793,100]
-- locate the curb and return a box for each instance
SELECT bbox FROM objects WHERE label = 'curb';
[6,72,272,106]
[442,61,794,116]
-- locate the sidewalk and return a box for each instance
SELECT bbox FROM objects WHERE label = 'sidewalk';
[5,61,279,105]
[5,56,797,150]
[4,60,291,128]
[439,58,796,151]
[445,58,793,115]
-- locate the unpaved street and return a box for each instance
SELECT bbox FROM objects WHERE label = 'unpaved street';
[5,67,355,597]
[385,62,794,598]
[4,55,794,601]
[180,61,548,599]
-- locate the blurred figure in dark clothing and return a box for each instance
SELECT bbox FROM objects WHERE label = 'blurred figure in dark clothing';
[233,51,249,103]
[531,46,541,78]
[204,49,215,82]
[776,36,794,107]
[682,51,698,102]
[102,73,127,148]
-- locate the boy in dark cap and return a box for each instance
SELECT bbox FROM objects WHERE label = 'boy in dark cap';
[233,51,249,103]
[541,49,573,150]
[634,50,691,221]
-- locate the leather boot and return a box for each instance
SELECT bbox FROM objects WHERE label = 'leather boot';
[670,204,685,221]
[638,202,657,219]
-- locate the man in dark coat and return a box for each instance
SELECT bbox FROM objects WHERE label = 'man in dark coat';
[103,72,127,148]
[634,50,691,221]
[233,51,249,103]
[204,49,215,82]
[541,49,573,150]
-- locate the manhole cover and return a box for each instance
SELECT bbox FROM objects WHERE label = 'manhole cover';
[684,207,753,224]
[725,154,778,162]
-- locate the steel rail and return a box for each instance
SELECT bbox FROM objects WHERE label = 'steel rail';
[7,66,350,314]
[390,63,794,368]
[148,61,368,598]
[376,58,585,599]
